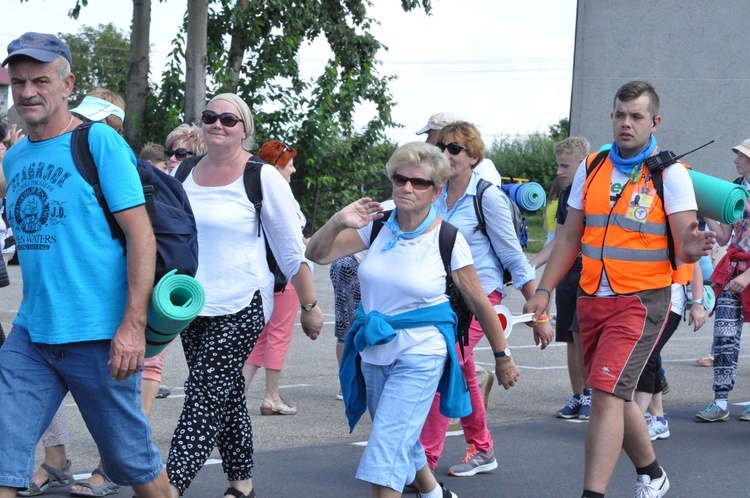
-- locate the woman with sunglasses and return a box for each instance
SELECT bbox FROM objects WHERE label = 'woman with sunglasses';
[242,140,305,416]
[164,123,205,173]
[306,141,514,498]
[420,121,554,478]
[165,94,323,498]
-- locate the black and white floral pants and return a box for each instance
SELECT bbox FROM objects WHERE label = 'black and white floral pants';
[167,291,265,493]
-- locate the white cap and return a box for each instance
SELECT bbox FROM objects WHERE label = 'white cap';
[70,96,125,122]
[415,112,465,135]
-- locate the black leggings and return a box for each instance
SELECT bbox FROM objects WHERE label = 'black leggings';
[636,310,681,394]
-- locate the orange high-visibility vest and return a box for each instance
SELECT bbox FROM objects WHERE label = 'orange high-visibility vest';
[580,154,672,294]
[672,262,693,286]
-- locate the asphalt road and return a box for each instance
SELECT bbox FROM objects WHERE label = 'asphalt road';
[1,261,749,497]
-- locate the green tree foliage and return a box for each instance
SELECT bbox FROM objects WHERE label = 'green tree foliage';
[153,0,432,231]
[548,117,569,143]
[486,131,558,188]
[58,23,130,104]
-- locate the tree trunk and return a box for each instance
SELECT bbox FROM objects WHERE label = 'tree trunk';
[227,0,249,92]
[185,0,208,124]
[124,0,151,148]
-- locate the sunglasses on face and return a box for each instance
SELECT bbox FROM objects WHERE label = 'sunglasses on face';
[164,147,194,161]
[392,173,435,190]
[201,110,244,127]
[436,141,468,156]
[274,143,292,165]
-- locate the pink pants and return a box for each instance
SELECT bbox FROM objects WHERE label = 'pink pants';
[245,283,298,370]
[142,347,169,382]
[420,290,501,469]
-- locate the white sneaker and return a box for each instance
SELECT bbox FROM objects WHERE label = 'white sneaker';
[649,418,670,440]
[635,466,670,498]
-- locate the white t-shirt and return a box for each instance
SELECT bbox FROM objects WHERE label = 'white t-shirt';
[355,222,473,365]
[568,159,697,296]
[474,157,502,185]
[183,165,306,320]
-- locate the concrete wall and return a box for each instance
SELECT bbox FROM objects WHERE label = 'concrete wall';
[570,0,750,180]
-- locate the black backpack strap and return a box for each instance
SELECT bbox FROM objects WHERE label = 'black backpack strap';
[647,164,677,270]
[586,149,609,176]
[70,122,123,244]
[439,221,471,357]
[136,159,156,225]
[172,154,204,184]
[473,178,492,237]
[439,221,458,293]
[369,209,393,246]
[243,158,265,237]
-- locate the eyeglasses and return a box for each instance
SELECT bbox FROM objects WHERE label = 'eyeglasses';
[436,142,468,156]
[201,110,244,128]
[274,143,292,166]
[164,147,194,161]
[392,173,435,190]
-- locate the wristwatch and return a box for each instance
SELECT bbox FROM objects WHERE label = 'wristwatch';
[300,300,318,312]
[493,347,512,358]
[692,299,704,305]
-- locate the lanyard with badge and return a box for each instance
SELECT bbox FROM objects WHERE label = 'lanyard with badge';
[625,164,654,223]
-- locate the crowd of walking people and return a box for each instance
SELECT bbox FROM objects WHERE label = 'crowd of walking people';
[0,31,747,498]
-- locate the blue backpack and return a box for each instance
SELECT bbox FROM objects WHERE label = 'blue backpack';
[71,122,199,283]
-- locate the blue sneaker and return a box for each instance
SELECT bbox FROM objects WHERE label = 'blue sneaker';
[578,388,591,420]
[557,394,582,419]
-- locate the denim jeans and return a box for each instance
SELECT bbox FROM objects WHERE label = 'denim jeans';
[0,326,163,488]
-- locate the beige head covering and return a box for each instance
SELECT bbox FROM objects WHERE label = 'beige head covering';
[207,93,255,151]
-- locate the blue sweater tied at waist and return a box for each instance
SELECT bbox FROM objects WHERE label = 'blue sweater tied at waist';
[339,300,472,432]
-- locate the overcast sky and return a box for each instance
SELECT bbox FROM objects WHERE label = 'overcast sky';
[0,0,577,145]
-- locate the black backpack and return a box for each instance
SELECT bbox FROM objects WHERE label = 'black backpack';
[71,122,199,283]
[174,155,288,292]
[473,178,526,285]
[370,212,472,357]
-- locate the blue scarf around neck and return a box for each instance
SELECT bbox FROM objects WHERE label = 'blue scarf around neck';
[608,135,658,176]
[380,206,437,251]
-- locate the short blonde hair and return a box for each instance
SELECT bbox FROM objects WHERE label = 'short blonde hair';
[385,142,451,191]
[554,137,590,159]
[165,124,206,155]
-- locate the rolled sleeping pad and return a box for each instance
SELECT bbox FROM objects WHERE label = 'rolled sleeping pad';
[146,269,206,358]
[702,285,716,312]
[687,170,748,225]
[501,182,546,212]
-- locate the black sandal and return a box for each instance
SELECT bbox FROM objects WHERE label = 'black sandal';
[224,487,256,498]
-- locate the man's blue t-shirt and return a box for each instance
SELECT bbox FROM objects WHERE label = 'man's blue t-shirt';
[3,123,144,344]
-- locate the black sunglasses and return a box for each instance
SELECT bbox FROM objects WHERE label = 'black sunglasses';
[164,147,194,161]
[274,143,292,166]
[392,173,435,190]
[436,141,468,156]
[201,110,244,128]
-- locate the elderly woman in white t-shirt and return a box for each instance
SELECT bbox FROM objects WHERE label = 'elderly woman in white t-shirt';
[306,142,516,498]
[165,93,323,498]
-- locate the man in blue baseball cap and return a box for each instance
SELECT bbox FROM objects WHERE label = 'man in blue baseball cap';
[0,33,170,498]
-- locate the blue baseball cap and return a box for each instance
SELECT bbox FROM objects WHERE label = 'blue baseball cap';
[2,32,72,67]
